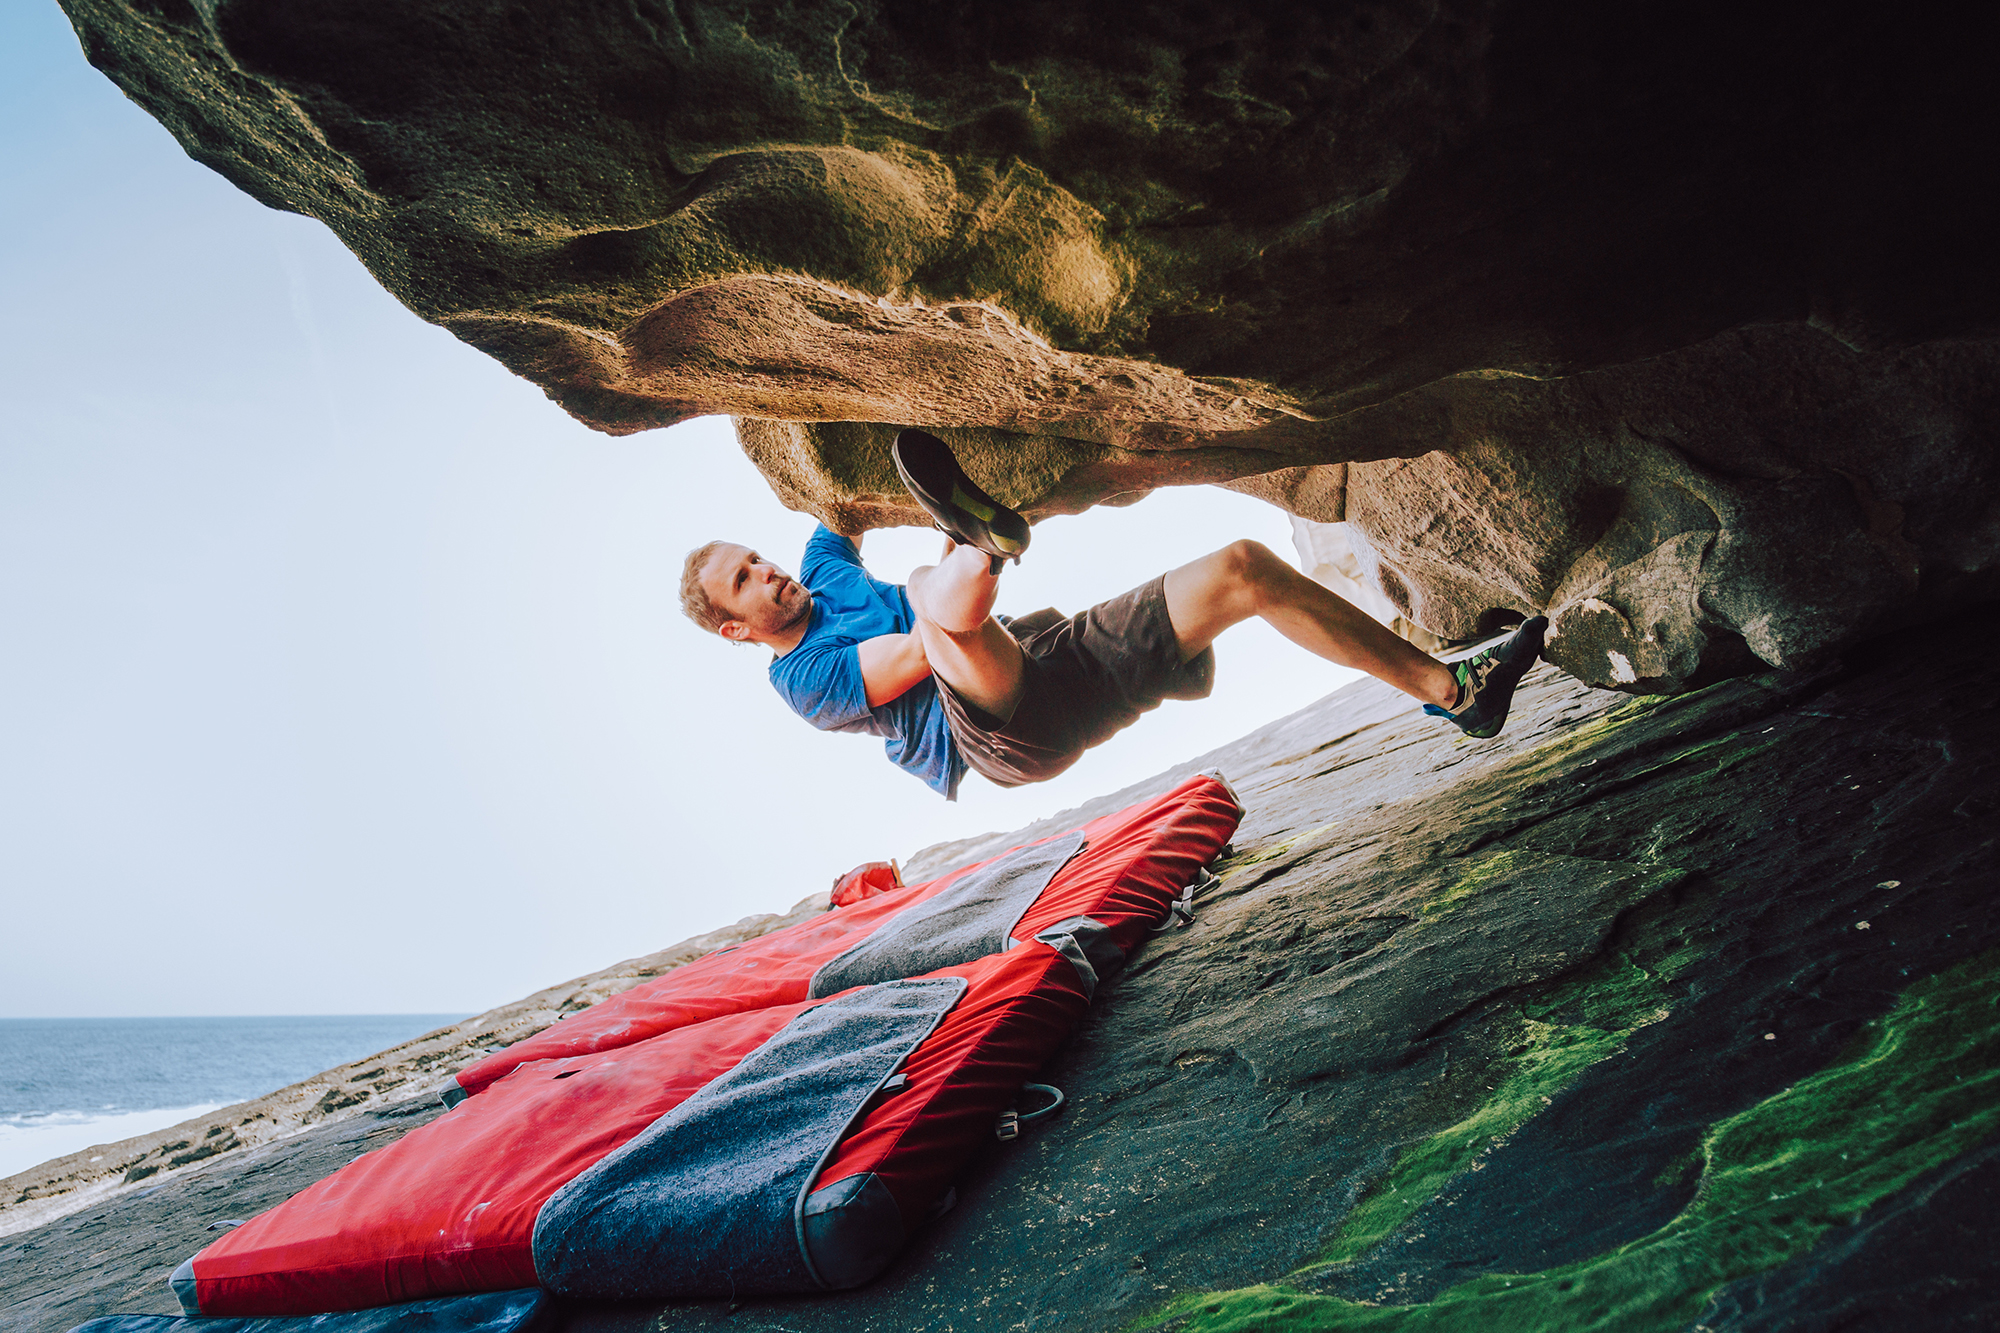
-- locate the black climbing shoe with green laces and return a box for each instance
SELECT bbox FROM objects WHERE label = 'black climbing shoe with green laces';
[893,428,1031,576]
[1424,615,1549,739]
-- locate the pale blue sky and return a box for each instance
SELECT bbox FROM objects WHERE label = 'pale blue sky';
[0,3,1357,1018]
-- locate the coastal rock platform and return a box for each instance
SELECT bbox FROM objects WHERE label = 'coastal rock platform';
[5,613,1995,1332]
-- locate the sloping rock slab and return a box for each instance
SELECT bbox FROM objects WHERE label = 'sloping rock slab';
[4,614,1996,1331]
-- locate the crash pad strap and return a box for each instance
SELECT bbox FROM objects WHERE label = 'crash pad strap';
[808,832,1087,999]
[531,977,967,1300]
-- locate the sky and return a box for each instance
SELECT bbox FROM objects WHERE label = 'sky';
[0,3,1360,1019]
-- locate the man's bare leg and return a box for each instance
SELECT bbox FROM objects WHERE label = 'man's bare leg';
[906,537,1028,720]
[1164,540,1462,709]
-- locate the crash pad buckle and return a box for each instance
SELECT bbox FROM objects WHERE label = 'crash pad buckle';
[995,1083,1065,1141]
[1152,868,1219,932]
[867,1072,910,1110]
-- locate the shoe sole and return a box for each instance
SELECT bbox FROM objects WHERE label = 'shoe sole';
[893,429,1031,562]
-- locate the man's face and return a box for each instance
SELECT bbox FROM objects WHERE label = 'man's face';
[700,543,811,640]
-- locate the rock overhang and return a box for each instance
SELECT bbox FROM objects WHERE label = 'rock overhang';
[56,0,2000,687]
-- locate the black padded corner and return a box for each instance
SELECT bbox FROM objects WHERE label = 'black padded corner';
[802,1172,906,1290]
[439,1080,470,1110]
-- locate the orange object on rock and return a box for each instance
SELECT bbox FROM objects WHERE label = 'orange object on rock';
[831,859,902,908]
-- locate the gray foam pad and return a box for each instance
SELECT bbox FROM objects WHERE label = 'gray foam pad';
[808,832,1087,999]
[531,977,966,1300]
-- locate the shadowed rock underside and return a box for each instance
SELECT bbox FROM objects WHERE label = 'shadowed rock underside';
[55,0,2000,688]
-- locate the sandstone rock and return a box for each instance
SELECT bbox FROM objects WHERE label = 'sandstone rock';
[9,617,1996,1331]
[1289,516,1448,653]
[52,0,2000,687]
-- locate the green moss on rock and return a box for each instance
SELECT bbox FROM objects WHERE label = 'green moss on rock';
[1309,907,1697,1267]
[1135,946,2000,1332]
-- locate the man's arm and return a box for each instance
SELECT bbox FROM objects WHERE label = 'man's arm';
[856,632,931,707]
[819,527,929,705]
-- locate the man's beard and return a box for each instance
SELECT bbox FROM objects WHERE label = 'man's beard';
[764,586,811,634]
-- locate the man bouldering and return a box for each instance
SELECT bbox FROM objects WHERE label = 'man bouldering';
[680,430,1546,798]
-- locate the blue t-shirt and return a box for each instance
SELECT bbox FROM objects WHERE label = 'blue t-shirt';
[768,526,966,799]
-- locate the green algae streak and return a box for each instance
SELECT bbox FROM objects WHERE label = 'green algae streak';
[1305,911,1697,1269]
[1132,947,2000,1332]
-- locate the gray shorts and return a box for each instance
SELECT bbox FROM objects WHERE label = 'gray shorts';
[936,574,1216,788]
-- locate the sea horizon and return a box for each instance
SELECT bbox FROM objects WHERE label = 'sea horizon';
[0,1014,472,1181]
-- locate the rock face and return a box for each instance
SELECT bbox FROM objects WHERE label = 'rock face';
[56,0,2000,688]
[1289,516,1447,653]
[7,619,1996,1331]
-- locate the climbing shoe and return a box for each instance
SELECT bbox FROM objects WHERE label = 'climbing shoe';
[893,428,1031,575]
[1424,615,1549,739]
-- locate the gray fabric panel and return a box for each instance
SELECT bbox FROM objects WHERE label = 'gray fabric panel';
[168,1258,197,1317]
[438,1080,469,1111]
[808,832,1087,999]
[531,977,965,1301]
[800,1171,905,1290]
[1033,916,1126,1001]
[73,1288,555,1333]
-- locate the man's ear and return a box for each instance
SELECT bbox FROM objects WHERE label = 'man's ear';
[720,620,750,643]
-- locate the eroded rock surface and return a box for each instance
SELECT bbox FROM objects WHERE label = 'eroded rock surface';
[56,0,2000,687]
[7,616,1995,1332]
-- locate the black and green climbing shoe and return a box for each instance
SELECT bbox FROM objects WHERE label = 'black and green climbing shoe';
[1425,615,1549,739]
[893,429,1031,575]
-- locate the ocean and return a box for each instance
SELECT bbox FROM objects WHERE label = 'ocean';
[0,1014,470,1181]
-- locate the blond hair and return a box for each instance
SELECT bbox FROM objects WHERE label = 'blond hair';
[679,540,732,634]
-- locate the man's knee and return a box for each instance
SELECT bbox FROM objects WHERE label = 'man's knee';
[1215,539,1287,599]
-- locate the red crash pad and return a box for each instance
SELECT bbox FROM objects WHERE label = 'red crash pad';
[179,774,1240,1316]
